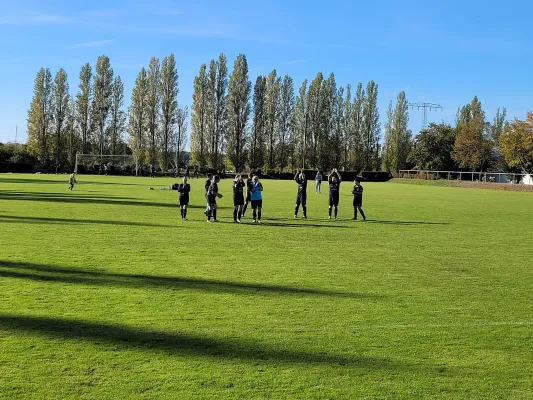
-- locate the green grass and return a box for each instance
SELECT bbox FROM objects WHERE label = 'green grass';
[1,173,532,399]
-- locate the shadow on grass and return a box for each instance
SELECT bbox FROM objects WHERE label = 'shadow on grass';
[0,314,402,368]
[0,177,145,186]
[251,217,449,227]
[0,215,179,228]
[0,261,377,299]
[0,191,210,209]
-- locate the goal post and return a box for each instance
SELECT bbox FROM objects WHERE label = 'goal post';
[74,154,138,175]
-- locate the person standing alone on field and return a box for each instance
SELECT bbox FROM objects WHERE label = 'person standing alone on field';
[352,178,366,221]
[315,170,322,194]
[328,168,342,219]
[68,173,77,191]
[250,175,263,224]
[232,174,245,223]
[294,170,308,219]
[177,177,191,221]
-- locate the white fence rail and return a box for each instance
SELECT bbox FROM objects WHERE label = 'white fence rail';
[398,170,532,185]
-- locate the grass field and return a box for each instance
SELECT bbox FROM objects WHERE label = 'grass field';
[1,173,532,399]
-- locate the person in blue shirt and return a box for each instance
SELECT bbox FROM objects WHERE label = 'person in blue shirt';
[328,168,342,219]
[250,175,263,224]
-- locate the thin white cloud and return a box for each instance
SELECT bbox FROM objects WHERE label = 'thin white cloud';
[282,58,312,66]
[155,26,233,38]
[30,14,76,24]
[153,9,184,16]
[83,9,127,18]
[68,40,115,49]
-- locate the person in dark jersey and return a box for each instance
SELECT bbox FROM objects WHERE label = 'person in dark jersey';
[177,177,191,221]
[185,165,190,178]
[294,169,308,219]
[352,178,366,221]
[250,175,263,223]
[328,168,342,219]
[204,173,213,215]
[241,171,254,218]
[232,174,246,223]
[206,175,222,222]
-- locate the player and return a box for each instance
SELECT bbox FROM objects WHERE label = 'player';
[250,175,263,223]
[232,174,246,223]
[352,178,366,221]
[294,170,307,219]
[204,173,213,215]
[328,168,342,219]
[206,175,222,222]
[177,177,191,221]
[68,173,77,191]
[315,170,322,194]
[242,171,254,218]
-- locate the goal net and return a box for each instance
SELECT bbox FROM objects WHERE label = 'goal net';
[74,154,138,175]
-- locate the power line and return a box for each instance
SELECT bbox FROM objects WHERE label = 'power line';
[408,102,443,129]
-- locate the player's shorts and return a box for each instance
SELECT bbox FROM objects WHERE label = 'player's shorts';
[296,194,307,206]
[233,194,245,206]
[251,199,263,209]
[179,196,189,206]
[207,195,217,206]
[329,195,339,207]
[353,196,362,207]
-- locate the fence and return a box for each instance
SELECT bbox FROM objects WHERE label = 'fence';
[398,170,532,185]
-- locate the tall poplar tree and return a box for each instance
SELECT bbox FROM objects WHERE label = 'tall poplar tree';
[381,101,394,172]
[250,75,267,169]
[109,75,126,156]
[76,63,92,153]
[51,68,70,166]
[307,73,324,169]
[146,57,160,169]
[265,70,281,170]
[27,68,53,163]
[226,54,251,172]
[294,79,309,169]
[351,83,365,171]
[212,53,228,169]
[190,64,209,167]
[90,56,113,154]
[361,80,380,170]
[342,84,353,169]
[174,104,189,170]
[129,68,149,175]
[159,54,179,170]
[277,75,295,171]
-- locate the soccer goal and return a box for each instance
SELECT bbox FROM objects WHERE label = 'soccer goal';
[74,154,138,175]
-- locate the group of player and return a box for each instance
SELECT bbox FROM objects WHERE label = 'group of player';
[174,169,366,223]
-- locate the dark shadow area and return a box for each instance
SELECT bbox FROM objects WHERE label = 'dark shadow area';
[0,261,378,299]
[0,314,403,368]
[0,177,145,186]
[0,191,209,209]
[0,215,177,228]
[361,219,449,226]
[218,216,355,229]
[259,217,448,226]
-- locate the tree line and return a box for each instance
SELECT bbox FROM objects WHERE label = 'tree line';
[15,53,533,175]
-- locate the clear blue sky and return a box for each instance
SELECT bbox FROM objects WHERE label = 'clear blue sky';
[1,0,532,145]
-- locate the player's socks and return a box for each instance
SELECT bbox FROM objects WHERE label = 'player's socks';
[303,207,307,218]
[213,209,217,221]
[258,211,262,221]
[360,209,366,220]
[233,209,237,221]
[253,210,257,221]
[353,207,357,220]
[180,209,184,219]
[334,207,338,219]
[184,208,187,220]
[237,210,242,220]
[294,205,299,217]
[328,207,332,217]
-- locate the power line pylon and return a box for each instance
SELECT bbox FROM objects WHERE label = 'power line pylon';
[408,102,443,129]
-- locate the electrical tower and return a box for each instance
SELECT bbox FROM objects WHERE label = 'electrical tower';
[408,103,443,129]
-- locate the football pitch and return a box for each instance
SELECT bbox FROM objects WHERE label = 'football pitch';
[1,174,532,399]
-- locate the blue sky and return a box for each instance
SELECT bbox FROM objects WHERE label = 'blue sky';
[1,0,532,145]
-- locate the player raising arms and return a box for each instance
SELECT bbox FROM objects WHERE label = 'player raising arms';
[232,174,245,223]
[206,175,222,222]
[250,175,263,224]
[352,178,366,221]
[177,177,191,221]
[294,169,308,219]
[242,171,254,219]
[328,168,342,219]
